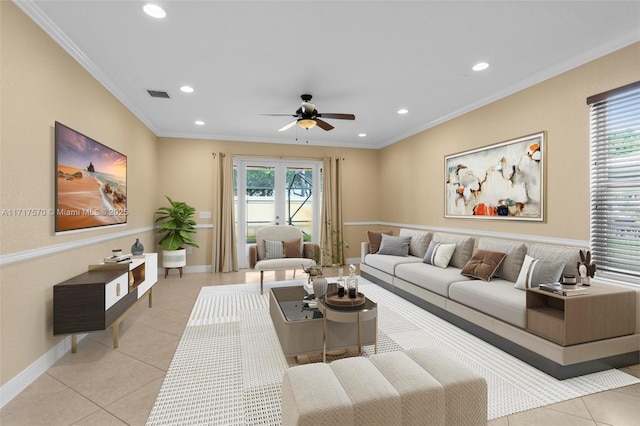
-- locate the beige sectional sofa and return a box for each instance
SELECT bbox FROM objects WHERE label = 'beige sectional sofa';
[360,228,640,379]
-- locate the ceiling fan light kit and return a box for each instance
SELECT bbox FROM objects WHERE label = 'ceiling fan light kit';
[298,119,316,130]
[264,94,355,134]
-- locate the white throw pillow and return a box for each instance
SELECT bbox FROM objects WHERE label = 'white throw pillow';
[264,240,283,259]
[423,241,456,268]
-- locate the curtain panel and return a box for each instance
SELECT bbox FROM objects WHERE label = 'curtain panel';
[213,153,238,272]
[321,156,345,266]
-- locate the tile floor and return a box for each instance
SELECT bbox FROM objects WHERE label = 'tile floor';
[1,268,639,425]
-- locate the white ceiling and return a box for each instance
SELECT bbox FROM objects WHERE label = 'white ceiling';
[16,0,640,149]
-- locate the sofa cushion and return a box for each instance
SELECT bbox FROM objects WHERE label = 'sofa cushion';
[423,241,456,268]
[527,243,584,278]
[399,229,433,258]
[432,233,475,269]
[461,249,507,281]
[449,279,527,328]
[514,255,566,290]
[367,230,393,254]
[378,234,411,256]
[364,253,423,275]
[478,238,527,282]
[396,263,473,297]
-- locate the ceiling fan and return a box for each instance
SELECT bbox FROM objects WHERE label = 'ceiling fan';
[262,94,355,132]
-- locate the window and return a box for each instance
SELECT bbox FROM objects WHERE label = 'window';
[588,81,640,285]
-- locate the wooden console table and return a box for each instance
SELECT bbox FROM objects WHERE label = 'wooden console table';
[526,284,636,346]
[53,253,158,352]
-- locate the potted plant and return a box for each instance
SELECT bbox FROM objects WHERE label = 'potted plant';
[321,220,349,266]
[155,196,199,268]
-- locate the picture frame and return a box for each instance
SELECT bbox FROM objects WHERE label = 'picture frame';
[55,121,127,233]
[444,131,545,221]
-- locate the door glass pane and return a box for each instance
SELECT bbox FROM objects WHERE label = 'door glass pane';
[286,167,313,241]
[246,165,275,243]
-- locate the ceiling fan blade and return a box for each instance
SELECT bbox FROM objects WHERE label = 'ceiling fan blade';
[316,113,355,120]
[314,119,334,131]
[278,120,298,132]
[261,113,296,117]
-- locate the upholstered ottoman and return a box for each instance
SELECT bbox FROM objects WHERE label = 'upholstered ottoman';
[280,348,487,426]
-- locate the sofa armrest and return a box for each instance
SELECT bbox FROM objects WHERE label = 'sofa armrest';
[303,242,321,263]
[249,244,258,269]
[361,242,370,263]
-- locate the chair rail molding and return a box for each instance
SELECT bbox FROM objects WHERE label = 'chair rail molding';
[0,226,155,267]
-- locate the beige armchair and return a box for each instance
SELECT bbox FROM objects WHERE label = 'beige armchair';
[249,225,320,294]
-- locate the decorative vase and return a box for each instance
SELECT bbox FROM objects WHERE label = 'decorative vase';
[313,275,328,299]
[131,238,144,255]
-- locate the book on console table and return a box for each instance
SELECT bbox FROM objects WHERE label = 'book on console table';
[103,254,132,264]
[538,282,588,296]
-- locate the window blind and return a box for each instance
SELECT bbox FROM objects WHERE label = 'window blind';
[588,81,640,284]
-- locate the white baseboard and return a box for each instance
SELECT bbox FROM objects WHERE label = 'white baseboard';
[156,265,212,277]
[0,334,87,409]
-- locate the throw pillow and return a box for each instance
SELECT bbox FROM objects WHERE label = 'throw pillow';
[423,241,457,268]
[264,240,284,260]
[399,229,433,258]
[477,238,527,282]
[460,249,507,281]
[282,238,302,258]
[377,234,411,256]
[432,233,475,269]
[514,255,566,290]
[367,230,393,254]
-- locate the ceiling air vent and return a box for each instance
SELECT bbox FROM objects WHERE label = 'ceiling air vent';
[147,89,171,99]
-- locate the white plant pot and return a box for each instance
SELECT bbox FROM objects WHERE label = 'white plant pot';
[162,248,187,268]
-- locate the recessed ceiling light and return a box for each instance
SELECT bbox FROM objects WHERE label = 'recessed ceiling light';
[472,62,489,71]
[143,3,166,19]
[180,85,194,93]
[195,120,205,126]
[358,133,367,137]
[397,108,408,115]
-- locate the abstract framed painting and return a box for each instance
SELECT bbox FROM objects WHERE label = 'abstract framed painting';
[445,131,545,221]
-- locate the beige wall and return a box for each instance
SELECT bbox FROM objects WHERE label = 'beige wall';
[378,42,640,241]
[1,2,158,385]
[155,138,380,266]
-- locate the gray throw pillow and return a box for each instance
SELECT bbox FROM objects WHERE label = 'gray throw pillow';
[377,234,411,256]
[515,255,566,290]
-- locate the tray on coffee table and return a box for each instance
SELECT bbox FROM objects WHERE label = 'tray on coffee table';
[323,291,366,308]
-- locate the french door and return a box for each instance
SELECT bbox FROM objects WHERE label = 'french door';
[235,158,322,268]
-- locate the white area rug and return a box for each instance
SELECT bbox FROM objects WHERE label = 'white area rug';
[147,279,639,425]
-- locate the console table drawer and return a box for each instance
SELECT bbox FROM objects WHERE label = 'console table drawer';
[54,269,128,335]
[105,273,129,310]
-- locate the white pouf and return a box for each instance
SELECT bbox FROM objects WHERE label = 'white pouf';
[281,347,487,426]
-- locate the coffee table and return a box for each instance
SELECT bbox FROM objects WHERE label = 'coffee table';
[269,285,377,360]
